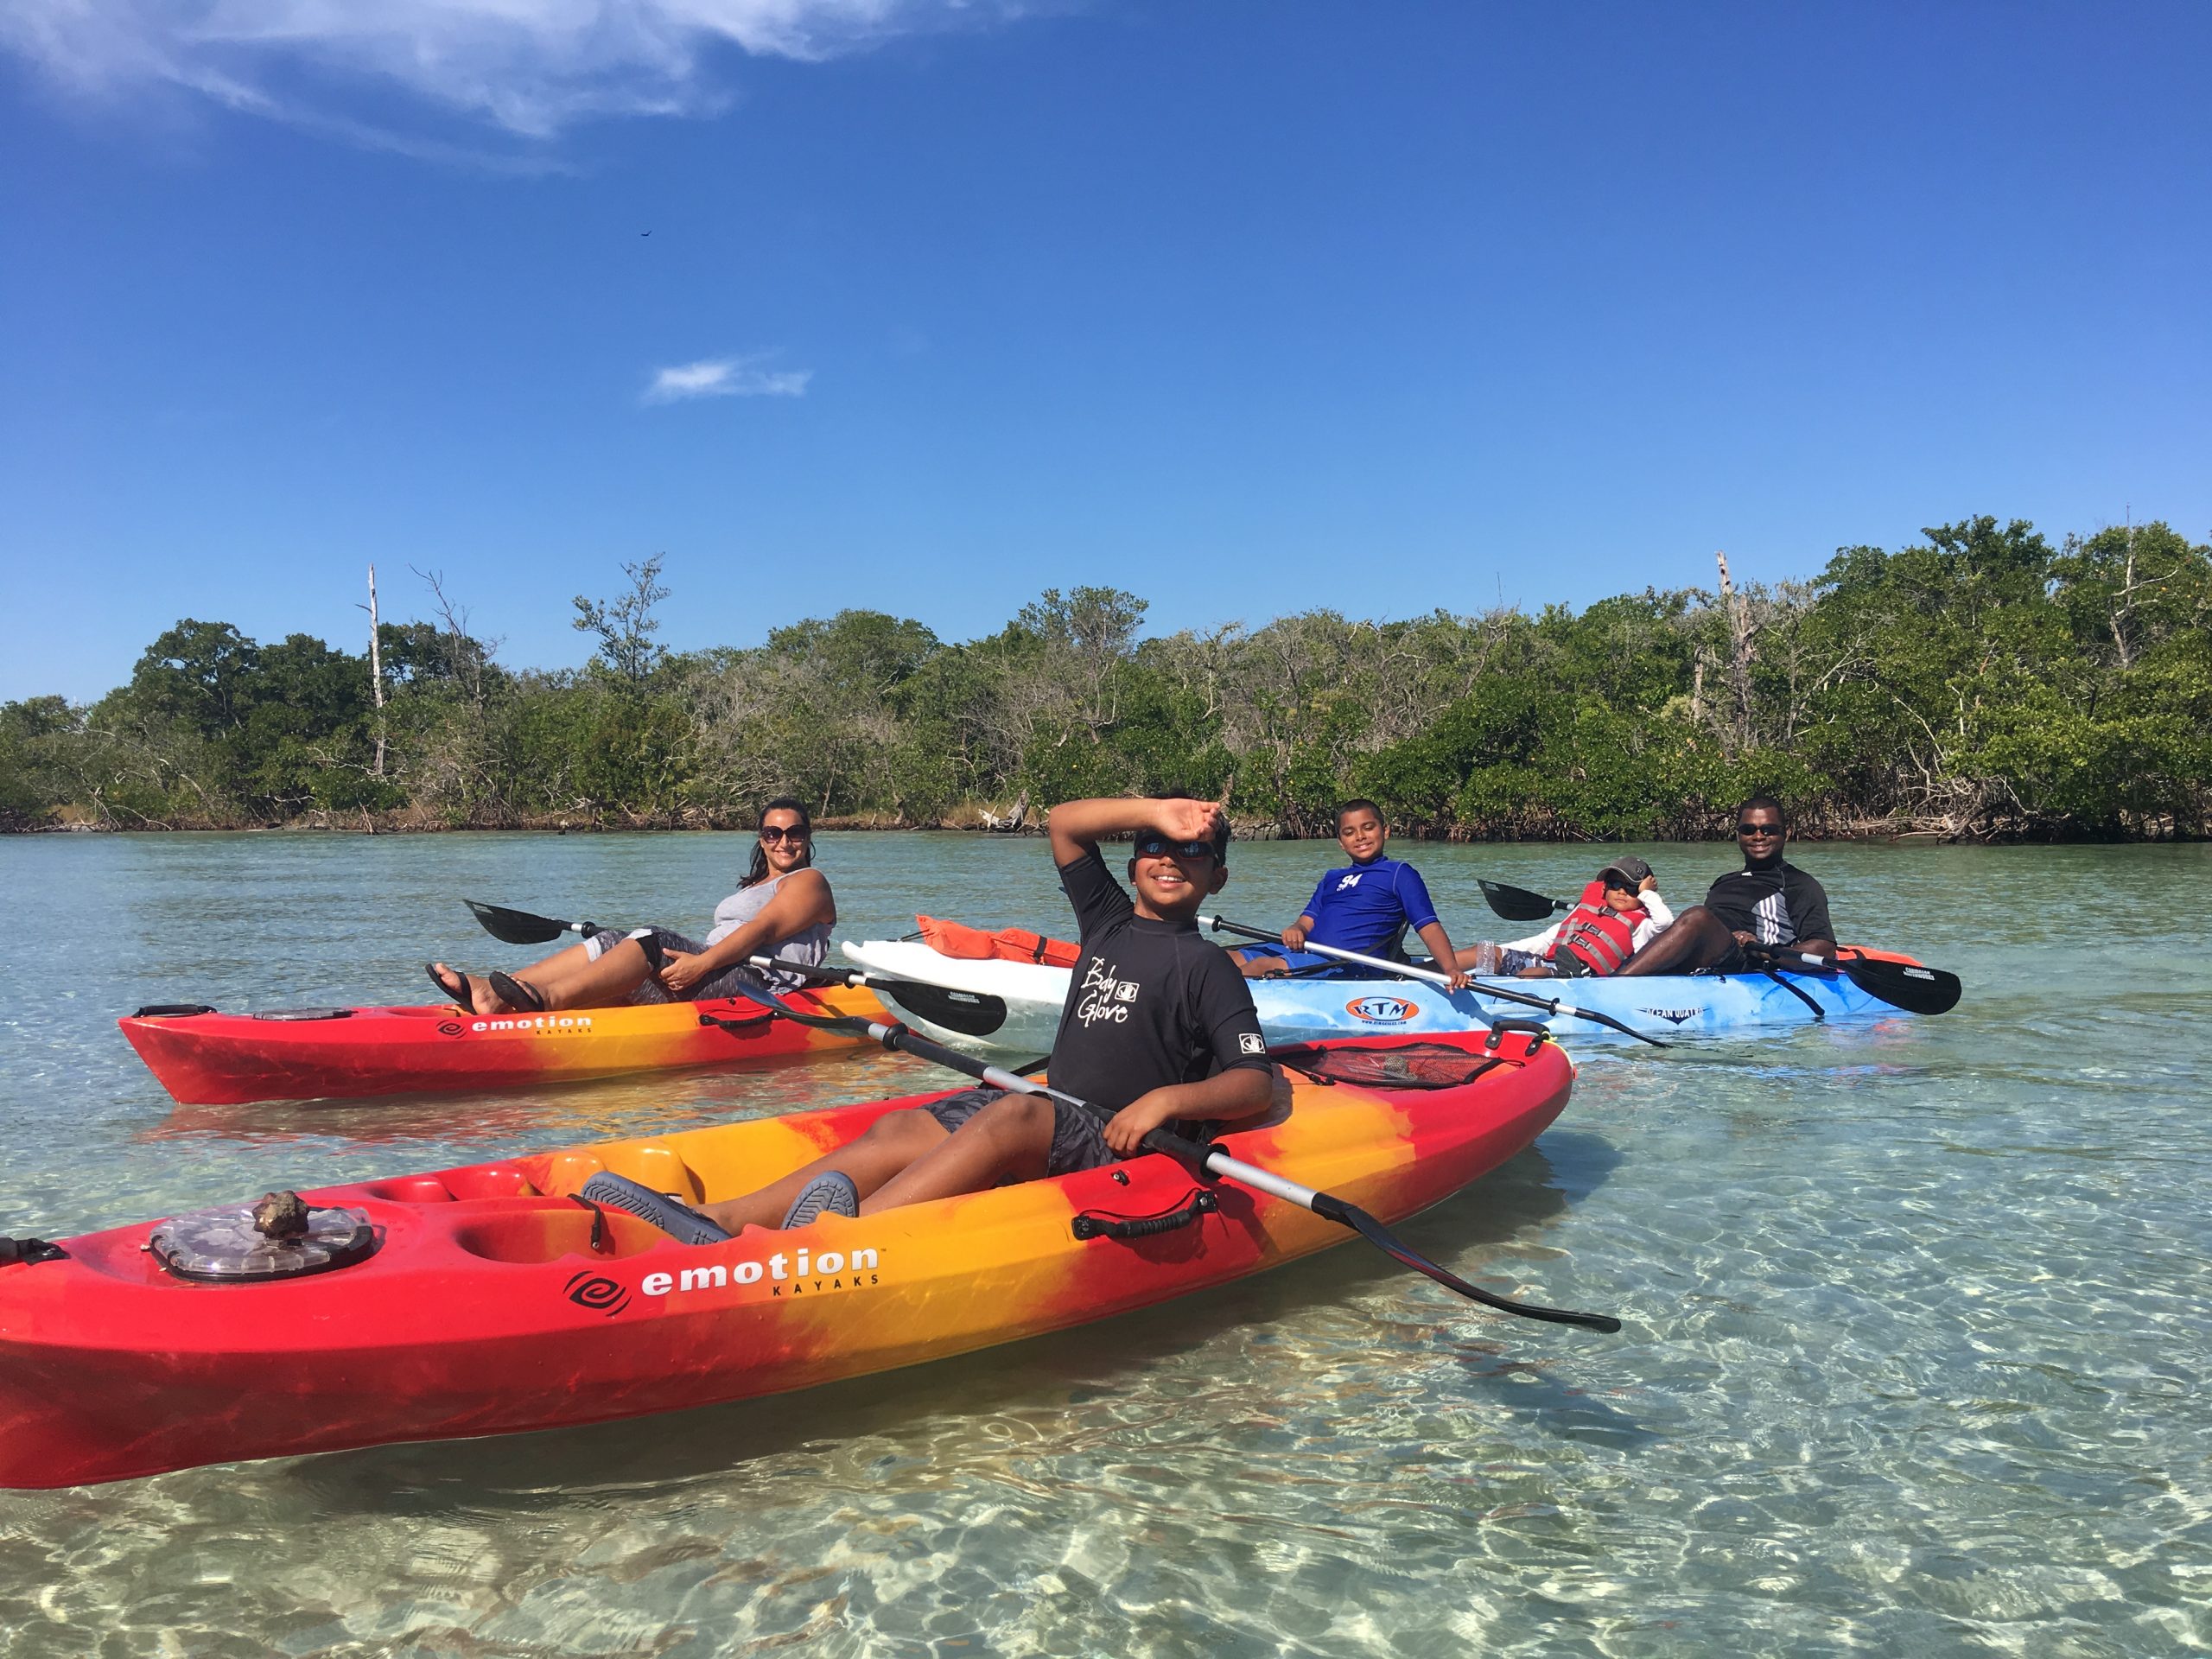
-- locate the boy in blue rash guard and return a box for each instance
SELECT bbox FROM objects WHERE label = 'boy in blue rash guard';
[1234,799,1470,989]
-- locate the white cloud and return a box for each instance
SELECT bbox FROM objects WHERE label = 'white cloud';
[1,1,1030,141]
[645,355,812,403]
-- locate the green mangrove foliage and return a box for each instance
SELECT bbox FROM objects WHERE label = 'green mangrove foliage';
[4,517,2206,839]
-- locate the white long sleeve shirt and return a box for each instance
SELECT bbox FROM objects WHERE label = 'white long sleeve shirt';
[1505,890,1676,958]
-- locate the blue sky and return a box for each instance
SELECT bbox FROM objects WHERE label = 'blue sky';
[3,1,2207,702]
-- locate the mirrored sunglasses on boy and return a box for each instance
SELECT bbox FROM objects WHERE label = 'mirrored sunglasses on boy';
[1133,833,1218,861]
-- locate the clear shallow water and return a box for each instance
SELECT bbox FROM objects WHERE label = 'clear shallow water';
[1,830,2207,1657]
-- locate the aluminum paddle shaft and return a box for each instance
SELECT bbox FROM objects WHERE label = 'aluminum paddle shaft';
[1196,915,1667,1047]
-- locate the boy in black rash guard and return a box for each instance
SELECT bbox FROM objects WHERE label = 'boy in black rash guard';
[687,792,1275,1233]
[1618,795,1838,976]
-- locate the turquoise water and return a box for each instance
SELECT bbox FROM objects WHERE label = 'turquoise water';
[1,830,2207,1656]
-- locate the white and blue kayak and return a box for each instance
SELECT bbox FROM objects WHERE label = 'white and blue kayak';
[839,937,1905,1051]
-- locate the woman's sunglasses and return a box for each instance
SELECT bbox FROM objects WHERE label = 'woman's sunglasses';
[760,824,810,844]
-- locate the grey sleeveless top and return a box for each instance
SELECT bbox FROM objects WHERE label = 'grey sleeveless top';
[706,871,831,982]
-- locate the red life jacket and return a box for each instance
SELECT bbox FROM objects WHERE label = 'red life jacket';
[1545,880,1646,976]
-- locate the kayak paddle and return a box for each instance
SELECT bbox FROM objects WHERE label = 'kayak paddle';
[739,958,1013,1039]
[1478,880,1569,923]
[1747,945,1962,1016]
[461,899,1014,1039]
[701,982,1621,1333]
[466,899,601,945]
[1197,915,1669,1048]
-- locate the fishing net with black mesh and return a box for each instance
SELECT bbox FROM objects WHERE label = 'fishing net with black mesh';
[1270,1041,1506,1091]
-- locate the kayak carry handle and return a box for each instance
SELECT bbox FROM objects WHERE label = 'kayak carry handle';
[1071,1189,1219,1242]
[1483,1019,1554,1053]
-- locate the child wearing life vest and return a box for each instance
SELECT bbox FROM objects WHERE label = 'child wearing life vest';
[1455,857,1675,979]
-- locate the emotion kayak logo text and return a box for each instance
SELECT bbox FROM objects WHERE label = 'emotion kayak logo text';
[1346,995,1416,1024]
[638,1243,883,1301]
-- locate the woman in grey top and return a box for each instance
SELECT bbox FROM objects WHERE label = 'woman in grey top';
[425,798,836,1016]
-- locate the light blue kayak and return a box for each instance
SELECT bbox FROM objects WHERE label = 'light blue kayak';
[1255,966,1890,1042]
[839,938,1903,1050]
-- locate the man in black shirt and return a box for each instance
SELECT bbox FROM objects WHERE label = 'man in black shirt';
[688,792,1275,1232]
[1616,796,1838,977]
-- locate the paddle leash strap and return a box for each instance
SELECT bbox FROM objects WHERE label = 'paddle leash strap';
[1198,916,1667,1048]
[709,979,1620,1333]
[1758,969,1827,1020]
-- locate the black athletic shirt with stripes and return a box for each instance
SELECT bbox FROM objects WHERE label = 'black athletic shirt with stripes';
[1703,860,1834,948]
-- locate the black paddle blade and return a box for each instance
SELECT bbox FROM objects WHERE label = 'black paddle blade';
[465,899,575,946]
[1841,955,1962,1016]
[1319,1194,1621,1332]
[877,981,1011,1039]
[1478,880,1567,924]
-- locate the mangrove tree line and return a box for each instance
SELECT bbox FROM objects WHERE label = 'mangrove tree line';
[3,516,2206,841]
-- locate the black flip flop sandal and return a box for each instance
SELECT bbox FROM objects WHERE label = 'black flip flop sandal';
[487,970,547,1013]
[424,963,473,1006]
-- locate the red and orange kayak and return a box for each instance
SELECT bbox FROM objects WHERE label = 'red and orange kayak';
[0,1029,1574,1488]
[119,984,890,1105]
